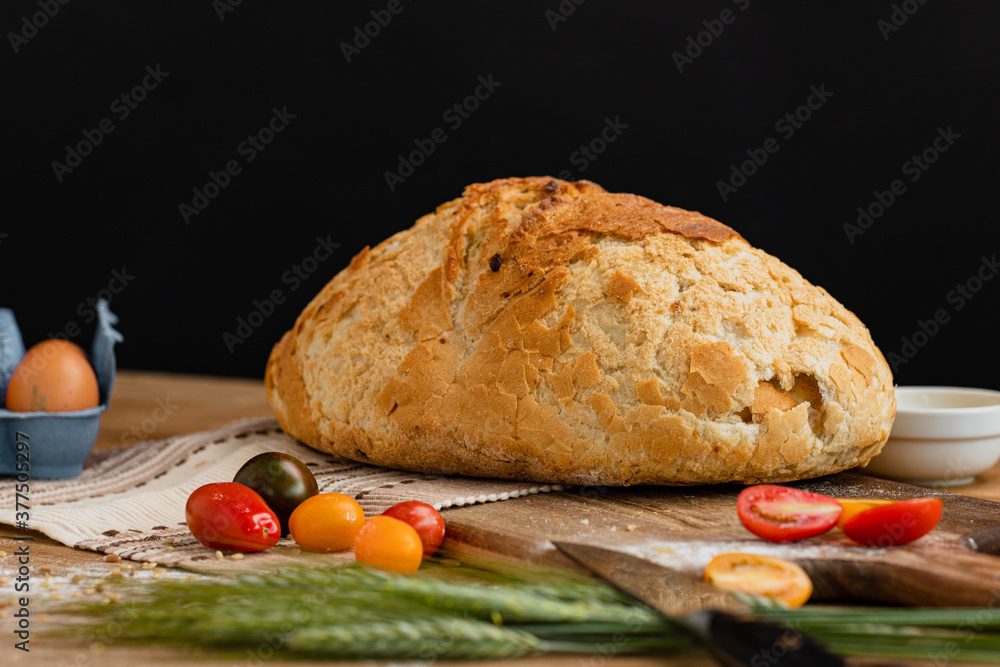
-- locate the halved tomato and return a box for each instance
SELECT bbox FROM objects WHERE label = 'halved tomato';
[834,498,894,531]
[841,497,942,547]
[705,552,813,608]
[737,485,842,543]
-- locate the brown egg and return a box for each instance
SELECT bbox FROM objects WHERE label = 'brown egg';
[4,340,100,412]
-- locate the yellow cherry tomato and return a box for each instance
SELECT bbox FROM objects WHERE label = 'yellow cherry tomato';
[289,493,365,552]
[834,498,894,531]
[353,516,424,575]
[704,552,813,608]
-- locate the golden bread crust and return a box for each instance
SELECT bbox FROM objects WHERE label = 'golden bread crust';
[265,177,895,485]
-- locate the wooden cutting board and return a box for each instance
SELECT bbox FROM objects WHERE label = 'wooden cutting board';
[440,470,1000,607]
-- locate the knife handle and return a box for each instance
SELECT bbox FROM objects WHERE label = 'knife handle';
[682,609,844,667]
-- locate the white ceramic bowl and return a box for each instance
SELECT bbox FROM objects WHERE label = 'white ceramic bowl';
[864,386,1000,486]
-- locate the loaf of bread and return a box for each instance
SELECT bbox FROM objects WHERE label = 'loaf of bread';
[266,177,895,485]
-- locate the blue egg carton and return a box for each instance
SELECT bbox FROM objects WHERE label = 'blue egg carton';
[0,300,122,479]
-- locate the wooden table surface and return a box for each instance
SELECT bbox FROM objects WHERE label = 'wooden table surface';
[4,369,1000,666]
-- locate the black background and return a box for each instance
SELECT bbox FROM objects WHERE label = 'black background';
[2,1,998,389]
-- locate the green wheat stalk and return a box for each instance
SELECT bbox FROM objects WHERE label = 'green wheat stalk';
[49,561,1000,662]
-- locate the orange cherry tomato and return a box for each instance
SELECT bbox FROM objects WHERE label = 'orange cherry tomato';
[382,501,446,556]
[704,552,813,608]
[834,498,894,531]
[841,497,942,547]
[289,493,365,552]
[353,516,424,575]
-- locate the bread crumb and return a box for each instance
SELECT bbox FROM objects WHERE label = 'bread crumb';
[72,574,84,583]
[103,554,120,563]
[654,546,675,553]
[580,519,589,525]
[552,514,561,518]
[84,588,96,596]
[626,525,637,532]
[610,526,617,532]
[162,538,174,544]
[165,546,174,552]
[108,572,124,579]
[140,562,156,570]
[215,551,224,560]
[72,591,82,599]
[49,594,62,601]
[231,553,244,560]
[39,566,52,574]
[153,571,163,580]
[0,551,7,558]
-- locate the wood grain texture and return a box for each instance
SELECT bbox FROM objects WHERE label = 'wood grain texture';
[441,473,1000,606]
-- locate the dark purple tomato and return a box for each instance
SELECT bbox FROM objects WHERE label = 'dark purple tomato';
[233,452,319,536]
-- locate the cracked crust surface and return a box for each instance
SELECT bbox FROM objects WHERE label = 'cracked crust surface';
[266,177,895,485]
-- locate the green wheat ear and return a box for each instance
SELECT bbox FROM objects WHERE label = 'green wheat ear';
[47,560,1000,662]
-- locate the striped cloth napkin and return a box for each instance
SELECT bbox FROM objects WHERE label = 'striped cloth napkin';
[0,417,562,573]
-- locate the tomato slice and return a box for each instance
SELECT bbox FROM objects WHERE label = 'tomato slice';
[833,498,894,531]
[705,552,813,608]
[737,485,842,542]
[841,497,942,547]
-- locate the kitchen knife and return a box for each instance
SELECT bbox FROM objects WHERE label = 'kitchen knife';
[553,541,844,667]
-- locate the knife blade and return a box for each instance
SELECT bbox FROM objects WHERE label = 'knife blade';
[553,541,844,667]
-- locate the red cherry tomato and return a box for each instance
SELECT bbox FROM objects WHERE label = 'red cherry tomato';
[185,482,280,552]
[737,485,842,543]
[382,501,446,556]
[842,497,942,547]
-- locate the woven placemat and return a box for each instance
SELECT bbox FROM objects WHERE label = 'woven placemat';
[0,417,563,573]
